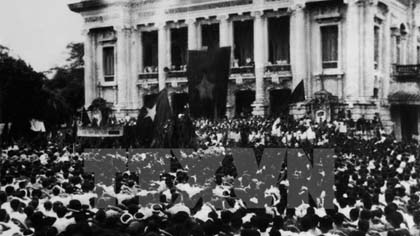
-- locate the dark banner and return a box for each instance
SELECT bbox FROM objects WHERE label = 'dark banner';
[187,47,231,119]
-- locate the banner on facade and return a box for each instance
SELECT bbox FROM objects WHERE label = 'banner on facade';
[187,47,231,119]
[77,126,124,137]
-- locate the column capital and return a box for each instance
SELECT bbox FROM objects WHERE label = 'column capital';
[288,2,305,14]
[344,0,377,6]
[217,15,230,22]
[343,0,363,5]
[251,11,263,18]
[156,22,168,29]
[114,25,135,33]
[81,28,91,36]
[186,18,196,25]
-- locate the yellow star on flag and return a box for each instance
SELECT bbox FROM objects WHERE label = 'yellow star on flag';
[196,76,214,100]
[145,105,156,121]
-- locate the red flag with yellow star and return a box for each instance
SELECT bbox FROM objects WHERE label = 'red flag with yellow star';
[187,47,231,119]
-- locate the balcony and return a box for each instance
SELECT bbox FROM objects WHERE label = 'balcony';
[168,70,187,78]
[393,64,420,81]
[265,64,291,73]
[230,66,255,74]
[138,73,158,80]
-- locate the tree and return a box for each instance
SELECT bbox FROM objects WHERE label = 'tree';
[65,42,84,69]
[45,42,84,113]
[0,45,70,137]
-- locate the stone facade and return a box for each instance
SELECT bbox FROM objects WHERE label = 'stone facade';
[69,0,420,140]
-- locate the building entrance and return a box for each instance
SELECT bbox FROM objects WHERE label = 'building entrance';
[172,93,188,115]
[235,90,255,117]
[269,89,291,117]
[400,105,419,140]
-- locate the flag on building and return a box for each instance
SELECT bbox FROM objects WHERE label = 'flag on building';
[142,88,173,147]
[30,119,46,132]
[291,80,305,103]
[152,88,172,132]
[187,47,231,119]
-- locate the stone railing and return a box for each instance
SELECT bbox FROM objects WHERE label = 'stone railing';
[168,70,187,78]
[393,64,420,81]
[231,66,255,74]
[139,73,158,80]
[265,64,291,73]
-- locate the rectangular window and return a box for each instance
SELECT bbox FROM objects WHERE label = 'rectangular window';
[396,36,401,64]
[374,26,380,69]
[201,23,220,50]
[268,17,290,64]
[170,27,188,70]
[233,20,254,67]
[321,25,338,69]
[142,31,158,70]
[417,46,420,64]
[103,47,115,82]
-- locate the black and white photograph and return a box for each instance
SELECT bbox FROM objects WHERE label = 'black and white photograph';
[1,0,420,236]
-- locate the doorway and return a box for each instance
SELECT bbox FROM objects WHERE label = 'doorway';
[172,93,188,115]
[270,89,291,117]
[235,90,255,117]
[400,105,419,140]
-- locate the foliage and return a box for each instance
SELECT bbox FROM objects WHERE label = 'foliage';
[0,46,71,136]
[65,42,84,69]
[0,41,85,136]
[45,42,84,113]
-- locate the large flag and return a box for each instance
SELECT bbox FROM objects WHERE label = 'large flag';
[291,80,305,103]
[153,88,172,131]
[187,47,231,119]
[141,89,173,147]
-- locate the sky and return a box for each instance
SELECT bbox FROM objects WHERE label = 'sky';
[0,0,83,72]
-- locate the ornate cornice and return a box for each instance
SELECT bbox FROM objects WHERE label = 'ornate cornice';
[69,0,109,13]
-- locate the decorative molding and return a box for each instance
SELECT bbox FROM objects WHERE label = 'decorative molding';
[165,0,252,14]
[343,0,362,4]
[315,15,342,23]
[138,11,156,18]
[288,1,305,13]
[114,25,135,32]
[250,11,263,18]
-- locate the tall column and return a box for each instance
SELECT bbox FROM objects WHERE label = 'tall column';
[382,10,391,100]
[344,0,361,99]
[129,28,140,109]
[390,29,398,64]
[83,29,95,108]
[219,15,231,47]
[138,30,144,74]
[408,3,418,64]
[362,1,376,98]
[158,23,168,91]
[289,3,307,94]
[188,19,198,50]
[252,11,266,116]
[219,15,234,61]
[116,26,132,109]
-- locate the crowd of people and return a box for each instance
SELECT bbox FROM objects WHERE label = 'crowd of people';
[1,114,420,236]
[193,114,385,149]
